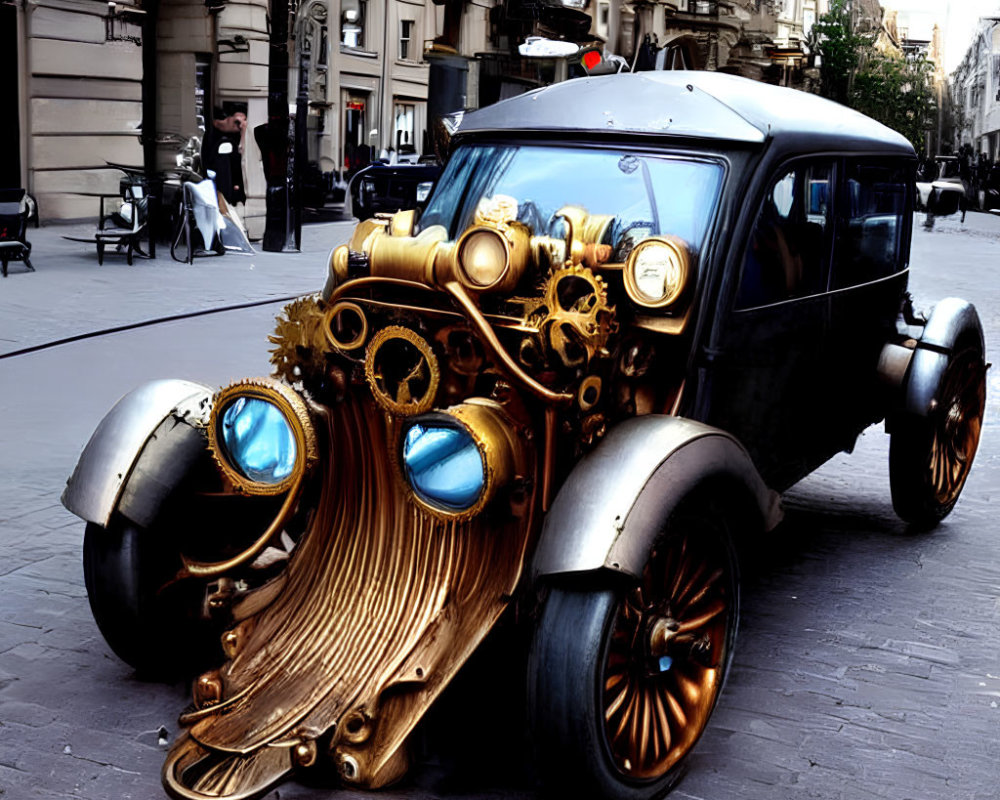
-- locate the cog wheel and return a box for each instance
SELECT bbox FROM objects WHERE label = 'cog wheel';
[268,296,329,384]
[532,266,617,369]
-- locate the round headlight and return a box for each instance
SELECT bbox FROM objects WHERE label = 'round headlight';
[402,422,485,510]
[219,397,296,484]
[208,378,317,495]
[456,228,510,289]
[399,400,522,519]
[623,237,690,308]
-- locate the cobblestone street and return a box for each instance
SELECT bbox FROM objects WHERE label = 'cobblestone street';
[1,211,998,800]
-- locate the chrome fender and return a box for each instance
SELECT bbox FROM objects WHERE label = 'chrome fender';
[904,297,984,418]
[62,379,213,527]
[531,415,782,581]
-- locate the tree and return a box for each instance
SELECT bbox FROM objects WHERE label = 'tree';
[810,0,937,152]
[852,53,938,151]
[810,0,873,105]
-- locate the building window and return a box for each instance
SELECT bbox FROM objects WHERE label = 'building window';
[399,19,414,60]
[394,102,416,154]
[341,0,366,48]
[597,1,609,38]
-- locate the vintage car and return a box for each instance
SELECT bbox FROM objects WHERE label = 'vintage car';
[63,72,986,800]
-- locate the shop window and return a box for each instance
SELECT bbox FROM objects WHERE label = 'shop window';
[342,0,366,48]
[399,20,414,60]
[737,160,834,308]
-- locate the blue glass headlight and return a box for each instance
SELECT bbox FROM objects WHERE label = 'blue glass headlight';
[402,423,485,510]
[219,397,297,484]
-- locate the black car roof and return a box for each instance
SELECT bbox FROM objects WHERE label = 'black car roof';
[456,71,914,155]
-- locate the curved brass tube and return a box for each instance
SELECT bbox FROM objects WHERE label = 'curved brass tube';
[327,276,436,305]
[329,276,573,406]
[443,281,573,406]
[176,479,304,579]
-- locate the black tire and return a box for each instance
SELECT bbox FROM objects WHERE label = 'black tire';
[83,519,223,677]
[527,506,739,800]
[889,346,987,528]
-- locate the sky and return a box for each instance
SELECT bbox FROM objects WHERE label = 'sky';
[890,0,1000,72]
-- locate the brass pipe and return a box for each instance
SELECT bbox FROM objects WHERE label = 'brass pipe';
[443,281,573,406]
[176,478,303,579]
[542,405,558,511]
[327,276,438,305]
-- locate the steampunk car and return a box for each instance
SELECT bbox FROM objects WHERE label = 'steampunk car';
[63,72,986,800]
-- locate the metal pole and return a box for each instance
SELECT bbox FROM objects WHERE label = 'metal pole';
[141,0,159,258]
[263,0,291,252]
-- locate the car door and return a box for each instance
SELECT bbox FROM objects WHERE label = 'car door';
[826,157,912,446]
[701,157,837,490]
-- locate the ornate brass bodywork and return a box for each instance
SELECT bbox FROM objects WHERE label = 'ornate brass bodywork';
[161,196,695,800]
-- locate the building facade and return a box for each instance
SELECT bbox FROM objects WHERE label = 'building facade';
[7,0,437,236]
[951,18,1000,160]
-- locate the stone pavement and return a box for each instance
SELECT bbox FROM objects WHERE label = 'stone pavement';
[1,209,999,800]
[0,219,358,356]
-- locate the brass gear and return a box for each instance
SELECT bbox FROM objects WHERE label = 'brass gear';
[531,265,616,369]
[269,296,329,383]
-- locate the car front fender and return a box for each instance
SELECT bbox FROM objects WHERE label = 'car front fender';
[531,415,782,581]
[62,379,213,527]
[904,297,984,418]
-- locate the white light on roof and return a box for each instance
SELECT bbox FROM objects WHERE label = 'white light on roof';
[518,36,580,58]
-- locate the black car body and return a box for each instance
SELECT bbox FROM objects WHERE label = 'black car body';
[63,72,986,800]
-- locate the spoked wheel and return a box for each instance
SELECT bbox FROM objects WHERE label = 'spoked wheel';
[890,346,987,528]
[528,505,738,800]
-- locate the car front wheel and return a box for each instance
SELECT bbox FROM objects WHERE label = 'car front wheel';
[889,345,987,528]
[527,505,738,800]
[83,519,223,676]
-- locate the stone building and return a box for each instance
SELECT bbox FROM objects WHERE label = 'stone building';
[8,0,907,228]
[6,0,438,235]
[950,17,1000,160]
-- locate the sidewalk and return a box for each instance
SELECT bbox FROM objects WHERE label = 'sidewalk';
[0,218,359,356]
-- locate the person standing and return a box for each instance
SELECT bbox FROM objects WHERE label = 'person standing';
[201,107,247,206]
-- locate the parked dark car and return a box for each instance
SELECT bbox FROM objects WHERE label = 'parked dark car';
[349,157,442,220]
[63,72,986,800]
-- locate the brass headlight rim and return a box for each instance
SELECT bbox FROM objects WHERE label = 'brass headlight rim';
[364,326,441,417]
[208,378,318,497]
[623,236,690,309]
[324,300,369,353]
[398,411,493,522]
[455,226,512,292]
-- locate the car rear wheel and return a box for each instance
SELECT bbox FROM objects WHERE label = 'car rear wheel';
[527,505,738,800]
[83,519,223,676]
[889,346,987,528]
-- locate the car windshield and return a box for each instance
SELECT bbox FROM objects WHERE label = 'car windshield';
[419,144,724,261]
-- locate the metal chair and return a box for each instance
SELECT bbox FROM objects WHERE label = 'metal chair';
[0,188,35,277]
[63,171,150,265]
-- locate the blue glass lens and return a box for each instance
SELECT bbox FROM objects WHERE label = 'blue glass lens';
[220,397,297,484]
[402,423,485,510]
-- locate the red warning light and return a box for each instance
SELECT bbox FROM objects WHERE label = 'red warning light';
[582,50,601,70]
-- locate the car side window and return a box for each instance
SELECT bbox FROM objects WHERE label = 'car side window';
[736,160,834,308]
[832,160,907,289]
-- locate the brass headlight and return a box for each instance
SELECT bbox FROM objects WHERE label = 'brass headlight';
[455,227,511,290]
[623,237,690,308]
[399,399,521,520]
[208,378,317,495]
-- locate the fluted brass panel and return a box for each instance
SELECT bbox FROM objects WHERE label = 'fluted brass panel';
[165,396,537,797]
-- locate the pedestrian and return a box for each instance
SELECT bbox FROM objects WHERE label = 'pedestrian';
[201,107,247,207]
